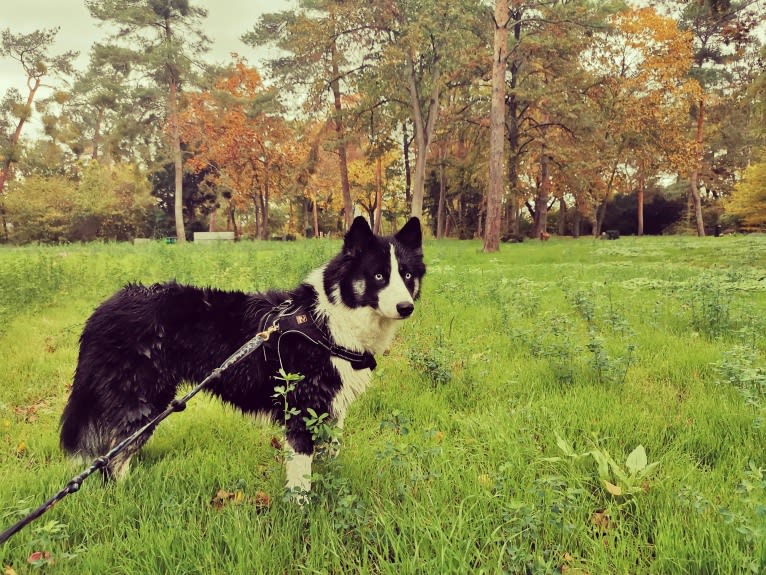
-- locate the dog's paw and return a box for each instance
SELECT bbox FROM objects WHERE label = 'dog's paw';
[284,485,310,506]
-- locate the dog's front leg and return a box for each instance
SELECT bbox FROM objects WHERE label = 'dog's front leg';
[285,441,312,504]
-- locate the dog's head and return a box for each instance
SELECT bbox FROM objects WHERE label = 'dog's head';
[327,216,426,320]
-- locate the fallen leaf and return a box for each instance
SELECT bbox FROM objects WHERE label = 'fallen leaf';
[4,565,19,575]
[15,441,26,456]
[27,551,52,565]
[603,480,622,496]
[270,436,283,450]
[591,510,615,532]
[254,491,271,510]
[211,489,245,509]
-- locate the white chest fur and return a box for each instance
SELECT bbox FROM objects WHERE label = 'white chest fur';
[331,358,373,421]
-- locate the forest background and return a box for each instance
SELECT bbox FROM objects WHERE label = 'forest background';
[0,0,765,249]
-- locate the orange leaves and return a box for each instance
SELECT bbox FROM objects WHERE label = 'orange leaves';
[176,56,297,235]
[210,488,271,511]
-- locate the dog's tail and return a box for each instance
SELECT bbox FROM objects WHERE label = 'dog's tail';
[60,383,105,457]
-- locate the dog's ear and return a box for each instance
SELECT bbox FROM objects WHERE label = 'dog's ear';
[344,216,374,255]
[395,217,422,250]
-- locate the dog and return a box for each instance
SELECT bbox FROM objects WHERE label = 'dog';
[60,216,425,497]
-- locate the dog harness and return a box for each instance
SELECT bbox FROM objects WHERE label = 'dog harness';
[259,299,377,371]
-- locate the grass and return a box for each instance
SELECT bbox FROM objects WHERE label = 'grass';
[1,234,765,574]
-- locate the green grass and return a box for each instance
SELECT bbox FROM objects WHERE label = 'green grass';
[1,235,765,574]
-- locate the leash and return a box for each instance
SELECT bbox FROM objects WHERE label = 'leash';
[0,324,278,546]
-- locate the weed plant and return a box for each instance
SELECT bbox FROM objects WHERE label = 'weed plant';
[1,235,765,574]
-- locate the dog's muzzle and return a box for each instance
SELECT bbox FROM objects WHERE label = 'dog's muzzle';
[396,302,414,318]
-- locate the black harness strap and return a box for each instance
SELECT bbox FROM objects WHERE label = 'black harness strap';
[261,300,377,371]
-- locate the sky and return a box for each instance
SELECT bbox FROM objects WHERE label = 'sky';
[0,0,289,110]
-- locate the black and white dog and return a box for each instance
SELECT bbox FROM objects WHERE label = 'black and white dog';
[60,216,425,495]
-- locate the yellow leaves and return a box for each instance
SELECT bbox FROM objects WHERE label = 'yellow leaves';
[477,474,492,488]
[210,488,271,511]
[725,159,766,230]
[15,441,27,457]
[210,489,245,508]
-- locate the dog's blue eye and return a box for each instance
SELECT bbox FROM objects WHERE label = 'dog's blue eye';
[404,272,412,280]
[374,273,384,282]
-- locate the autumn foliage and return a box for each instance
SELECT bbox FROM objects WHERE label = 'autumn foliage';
[178,59,297,239]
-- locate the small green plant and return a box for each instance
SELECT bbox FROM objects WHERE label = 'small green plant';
[25,519,86,568]
[302,407,341,457]
[548,434,659,499]
[407,346,452,387]
[528,315,579,385]
[585,328,636,386]
[714,346,766,408]
[564,285,596,325]
[689,274,732,338]
[271,369,303,422]
[376,413,443,491]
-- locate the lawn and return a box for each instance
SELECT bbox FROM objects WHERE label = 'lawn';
[1,234,765,574]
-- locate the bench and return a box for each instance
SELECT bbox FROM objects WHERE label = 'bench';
[193,231,235,243]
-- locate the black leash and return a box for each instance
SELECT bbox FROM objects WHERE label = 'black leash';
[0,325,278,546]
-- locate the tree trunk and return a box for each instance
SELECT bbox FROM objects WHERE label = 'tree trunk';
[374,156,382,234]
[92,106,104,161]
[558,197,567,236]
[262,169,270,239]
[209,205,217,232]
[407,48,440,220]
[168,78,185,243]
[504,9,523,240]
[436,146,447,238]
[637,175,645,236]
[689,97,706,236]
[402,122,412,206]
[313,195,319,238]
[483,0,509,253]
[329,16,353,230]
[229,204,238,238]
[258,192,268,239]
[533,148,550,238]
[573,202,582,238]
[595,199,608,237]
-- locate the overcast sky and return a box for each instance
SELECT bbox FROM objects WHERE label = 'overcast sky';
[1,0,289,108]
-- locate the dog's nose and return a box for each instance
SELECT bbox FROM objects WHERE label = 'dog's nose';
[396,302,414,318]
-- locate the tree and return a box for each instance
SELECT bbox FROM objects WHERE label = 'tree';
[669,0,765,235]
[484,0,510,252]
[381,0,485,220]
[725,158,766,230]
[580,7,700,236]
[65,44,160,164]
[243,0,369,230]
[0,27,77,240]
[87,0,210,242]
[4,161,154,242]
[179,59,295,239]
